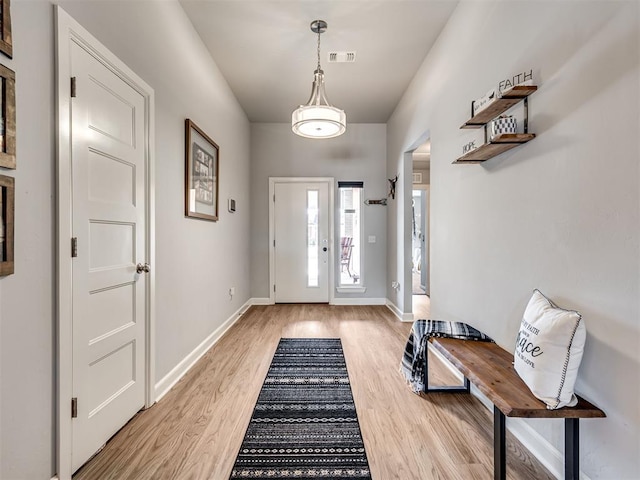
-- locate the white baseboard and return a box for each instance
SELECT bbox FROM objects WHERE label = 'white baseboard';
[154,299,251,401]
[469,385,591,479]
[507,417,590,480]
[385,299,414,322]
[250,297,273,305]
[432,347,589,480]
[331,297,386,306]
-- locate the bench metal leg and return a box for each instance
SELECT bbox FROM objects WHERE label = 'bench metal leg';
[422,342,471,393]
[565,418,579,480]
[494,406,506,480]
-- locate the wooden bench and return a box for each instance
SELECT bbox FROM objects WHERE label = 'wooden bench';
[424,337,605,480]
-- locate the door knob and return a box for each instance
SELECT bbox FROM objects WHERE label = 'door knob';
[136,263,151,274]
[322,247,328,252]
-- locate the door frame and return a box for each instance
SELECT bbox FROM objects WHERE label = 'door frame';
[412,186,430,295]
[403,131,431,317]
[420,186,430,295]
[268,177,335,304]
[55,7,156,479]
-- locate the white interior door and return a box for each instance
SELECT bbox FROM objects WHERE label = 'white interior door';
[70,38,148,472]
[273,181,330,303]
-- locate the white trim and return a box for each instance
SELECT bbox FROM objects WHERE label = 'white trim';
[268,177,335,304]
[508,418,590,480]
[402,151,414,317]
[55,7,156,479]
[386,299,414,322]
[250,297,274,305]
[433,347,590,480]
[145,67,157,410]
[55,8,73,478]
[469,385,584,480]
[336,286,366,294]
[154,299,252,401]
[331,297,386,306]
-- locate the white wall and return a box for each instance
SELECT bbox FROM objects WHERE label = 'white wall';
[388,1,639,478]
[0,2,56,478]
[250,123,387,301]
[0,1,251,478]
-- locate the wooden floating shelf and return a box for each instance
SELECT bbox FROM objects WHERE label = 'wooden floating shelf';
[461,85,538,129]
[453,133,536,164]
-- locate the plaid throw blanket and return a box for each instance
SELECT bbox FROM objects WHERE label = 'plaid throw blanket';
[400,320,493,393]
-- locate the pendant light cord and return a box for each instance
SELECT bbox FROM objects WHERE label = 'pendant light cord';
[317,28,322,71]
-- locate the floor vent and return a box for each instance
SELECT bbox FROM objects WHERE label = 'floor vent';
[328,51,356,63]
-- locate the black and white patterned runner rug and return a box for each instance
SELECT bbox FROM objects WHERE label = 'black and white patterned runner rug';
[229,338,372,479]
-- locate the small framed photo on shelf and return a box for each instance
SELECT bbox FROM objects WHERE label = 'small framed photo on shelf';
[0,0,12,59]
[0,174,14,276]
[185,119,219,221]
[0,64,15,169]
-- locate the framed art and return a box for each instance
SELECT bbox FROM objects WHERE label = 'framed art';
[0,64,15,169]
[0,0,12,59]
[185,119,219,221]
[0,174,14,275]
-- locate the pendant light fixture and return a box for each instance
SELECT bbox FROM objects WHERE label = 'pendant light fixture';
[292,20,346,139]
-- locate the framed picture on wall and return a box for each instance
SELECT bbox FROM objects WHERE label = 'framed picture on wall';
[0,64,15,169]
[185,119,219,221]
[0,174,14,275]
[0,0,12,59]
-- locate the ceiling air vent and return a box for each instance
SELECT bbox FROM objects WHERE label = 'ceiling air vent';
[328,51,356,63]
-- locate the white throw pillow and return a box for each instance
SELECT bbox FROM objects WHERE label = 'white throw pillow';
[514,289,586,409]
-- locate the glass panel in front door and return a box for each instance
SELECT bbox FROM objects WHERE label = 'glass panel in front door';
[307,189,319,287]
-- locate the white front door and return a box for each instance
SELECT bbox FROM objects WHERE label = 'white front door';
[272,180,331,303]
[69,33,148,472]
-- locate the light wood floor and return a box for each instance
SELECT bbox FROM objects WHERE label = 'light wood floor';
[74,305,554,480]
[413,294,431,320]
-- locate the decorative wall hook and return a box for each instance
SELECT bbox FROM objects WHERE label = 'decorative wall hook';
[388,175,399,199]
[364,198,387,206]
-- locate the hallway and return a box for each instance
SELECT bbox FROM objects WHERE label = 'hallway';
[74,305,552,480]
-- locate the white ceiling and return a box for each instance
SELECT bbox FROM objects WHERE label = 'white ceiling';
[180,1,458,124]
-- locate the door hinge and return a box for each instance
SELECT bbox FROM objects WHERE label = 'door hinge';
[70,77,77,98]
[273,284,276,292]
[71,237,78,257]
[71,397,78,418]
[273,194,275,202]
[273,239,275,247]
